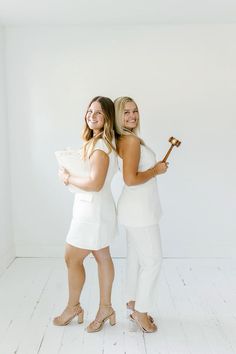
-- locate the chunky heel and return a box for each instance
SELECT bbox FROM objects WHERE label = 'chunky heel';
[87,304,116,333]
[129,313,157,333]
[77,309,84,324]
[109,312,116,326]
[53,303,84,326]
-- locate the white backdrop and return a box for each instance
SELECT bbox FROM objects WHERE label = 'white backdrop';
[0,28,14,272]
[4,24,236,258]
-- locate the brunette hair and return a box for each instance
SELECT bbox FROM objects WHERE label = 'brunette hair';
[82,96,116,158]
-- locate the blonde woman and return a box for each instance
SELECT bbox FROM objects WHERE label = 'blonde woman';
[114,96,168,333]
[54,96,117,333]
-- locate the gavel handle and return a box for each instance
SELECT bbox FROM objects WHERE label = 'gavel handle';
[162,145,174,162]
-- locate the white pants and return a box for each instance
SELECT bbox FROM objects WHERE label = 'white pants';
[125,224,162,313]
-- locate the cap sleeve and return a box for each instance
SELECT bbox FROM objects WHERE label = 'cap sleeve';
[93,138,110,155]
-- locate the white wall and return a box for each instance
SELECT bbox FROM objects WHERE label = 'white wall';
[0,27,15,272]
[5,24,236,258]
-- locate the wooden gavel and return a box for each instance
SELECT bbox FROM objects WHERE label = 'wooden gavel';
[162,136,181,162]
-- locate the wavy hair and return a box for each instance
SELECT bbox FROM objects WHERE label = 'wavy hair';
[82,96,116,159]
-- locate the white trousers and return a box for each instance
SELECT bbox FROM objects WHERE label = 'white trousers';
[125,224,162,313]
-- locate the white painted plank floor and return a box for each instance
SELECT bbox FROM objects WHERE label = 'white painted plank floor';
[0,258,236,354]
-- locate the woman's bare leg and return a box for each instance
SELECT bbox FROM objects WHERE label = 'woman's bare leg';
[53,243,90,325]
[92,246,114,306]
[65,243,91,306]
[87,247,116,332]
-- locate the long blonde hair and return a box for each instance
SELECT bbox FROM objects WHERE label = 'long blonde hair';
[82,96,116,159]
[114,96,144,144]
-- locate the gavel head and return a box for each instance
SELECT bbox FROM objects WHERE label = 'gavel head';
[169,136,181,147]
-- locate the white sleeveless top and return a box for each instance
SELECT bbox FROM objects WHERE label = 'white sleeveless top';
[117,143,162,227]
[66,138,118,250]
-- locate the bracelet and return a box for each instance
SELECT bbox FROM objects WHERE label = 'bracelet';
[63,174,70,186]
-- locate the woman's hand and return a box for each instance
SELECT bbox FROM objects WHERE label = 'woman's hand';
[58,167,70,185]
[152,161,169,176]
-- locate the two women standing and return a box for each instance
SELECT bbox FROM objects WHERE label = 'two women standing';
[54,95,168,333]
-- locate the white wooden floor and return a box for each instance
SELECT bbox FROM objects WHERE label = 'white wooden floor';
[0,258,236,354]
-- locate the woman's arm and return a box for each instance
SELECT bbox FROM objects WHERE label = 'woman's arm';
[59,150,109,192]
[119,135,167,186]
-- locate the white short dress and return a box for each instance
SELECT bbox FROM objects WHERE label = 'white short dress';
[66,138,118,250]
[117,142,162,227]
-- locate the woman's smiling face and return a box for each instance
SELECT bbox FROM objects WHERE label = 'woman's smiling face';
[86,101,105,132]
[123,101,139,130]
